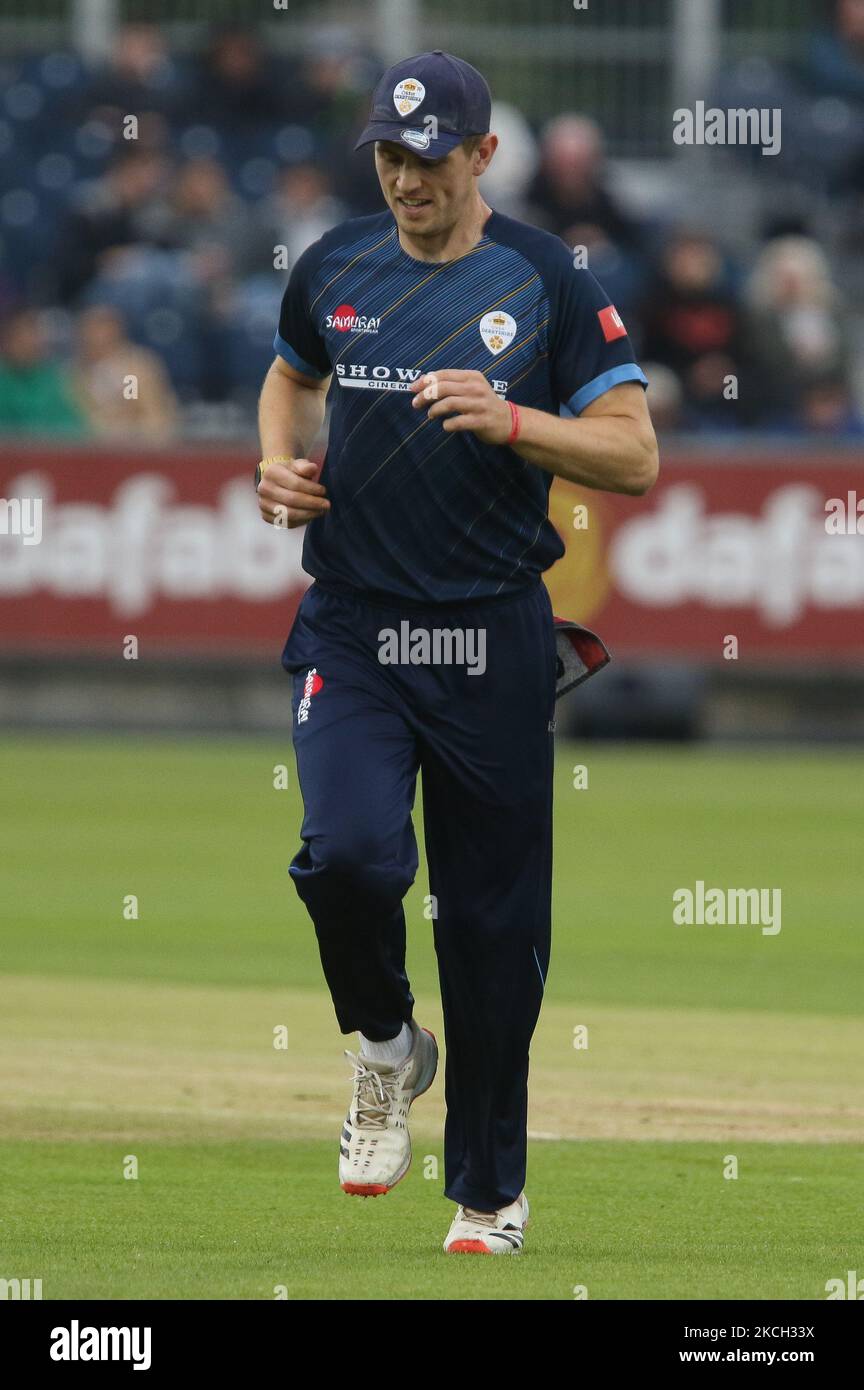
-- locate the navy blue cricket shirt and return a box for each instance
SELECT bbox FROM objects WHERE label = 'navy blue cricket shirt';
[273,207,647,603]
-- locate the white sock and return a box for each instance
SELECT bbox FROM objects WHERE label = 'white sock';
[357,1021,413,1065]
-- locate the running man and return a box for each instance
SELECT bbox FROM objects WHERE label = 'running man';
[256,50,658,1255]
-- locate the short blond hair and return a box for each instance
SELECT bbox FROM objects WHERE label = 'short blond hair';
[462,133,486,156]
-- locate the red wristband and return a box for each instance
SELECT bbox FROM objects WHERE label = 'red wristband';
[505,400,521,446]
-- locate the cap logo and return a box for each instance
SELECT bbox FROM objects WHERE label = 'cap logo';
[400,128,431,150]
[479,310,517,355]
[393,78,425,115]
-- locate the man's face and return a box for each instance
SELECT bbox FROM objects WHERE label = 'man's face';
[374,140,477,241]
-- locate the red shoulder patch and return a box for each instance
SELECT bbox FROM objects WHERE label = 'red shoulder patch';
[598,305,627,343]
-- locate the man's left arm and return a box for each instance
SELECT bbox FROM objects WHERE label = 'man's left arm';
[410,371,659,497]
[510,381,658,495]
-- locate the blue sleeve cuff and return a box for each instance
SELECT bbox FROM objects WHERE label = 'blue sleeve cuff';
[273,333,329,380]
[563,364,648,417]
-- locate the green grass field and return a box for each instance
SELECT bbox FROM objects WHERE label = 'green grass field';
[1,736,862,1300]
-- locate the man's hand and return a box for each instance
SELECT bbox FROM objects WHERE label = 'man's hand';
[410,370,512,444]
[257,457,330,528]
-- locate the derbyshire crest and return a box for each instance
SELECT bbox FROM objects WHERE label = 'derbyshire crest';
[479,311,517,355]
[393,78,426,115]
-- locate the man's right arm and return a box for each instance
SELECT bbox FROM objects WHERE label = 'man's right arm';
[256,356,332,528]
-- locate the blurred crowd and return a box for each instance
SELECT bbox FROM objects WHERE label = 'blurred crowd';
[2,14,864,443]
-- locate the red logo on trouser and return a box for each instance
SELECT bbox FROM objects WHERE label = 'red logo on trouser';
[297,667,323,723]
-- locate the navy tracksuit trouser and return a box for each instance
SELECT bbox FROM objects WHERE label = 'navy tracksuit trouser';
[282,579,558,1212]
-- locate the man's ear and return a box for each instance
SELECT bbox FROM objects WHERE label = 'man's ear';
[474,133,498,173]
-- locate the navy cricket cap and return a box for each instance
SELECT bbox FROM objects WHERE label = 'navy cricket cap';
[354,50,491,160]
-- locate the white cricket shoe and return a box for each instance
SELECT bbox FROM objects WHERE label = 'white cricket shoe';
[339,1020,438,1196]
[443,1192,530,1254]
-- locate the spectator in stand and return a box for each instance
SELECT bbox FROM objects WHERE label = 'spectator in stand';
[569,222,649,318]
[159,158,256,278]
[745,236,853,412]
[134,158,267,402]
[526,115,641,250]
[312,38,387,216]
[640,363,685,434]
[0,308,87,438]
[479,102,539,218]
[805,0,864,105]
[329,88,391,215]
[188,26,291,128]
[303,35,375,142]
[71,304,179,444]
[252,163,346,274]
[53,147,172,306]
[794,373,864,436]
[801,1,864,206]
[75,22,185,124]
[639,231,747,429]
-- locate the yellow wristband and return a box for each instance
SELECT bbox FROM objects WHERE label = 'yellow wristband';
[255,455,294,487]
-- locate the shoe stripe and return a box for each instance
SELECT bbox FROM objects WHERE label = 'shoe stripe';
[492,1231,522,1249]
